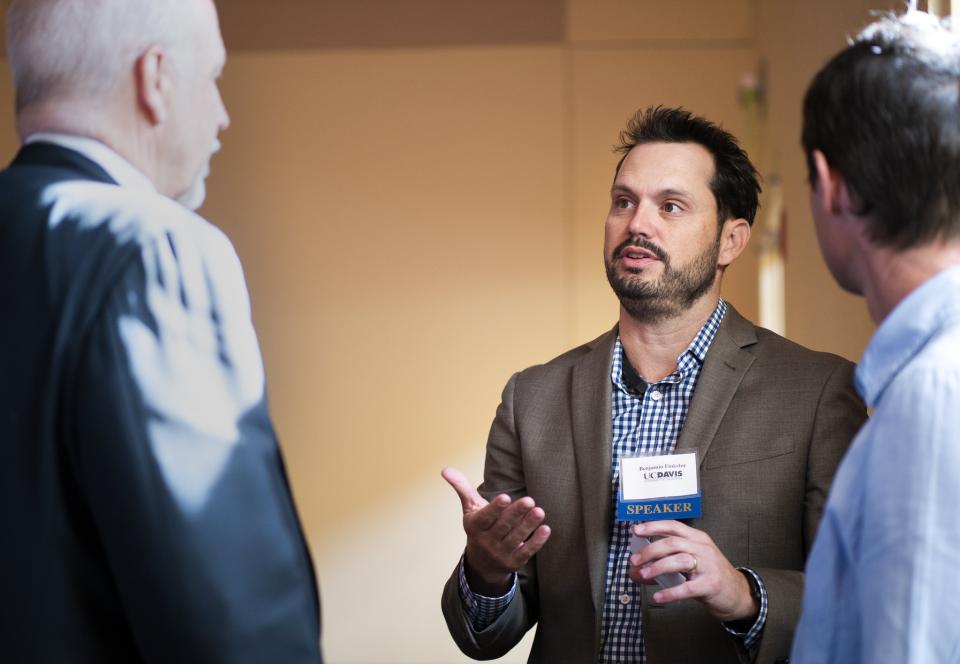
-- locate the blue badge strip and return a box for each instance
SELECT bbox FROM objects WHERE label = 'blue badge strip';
[617,495,702,521]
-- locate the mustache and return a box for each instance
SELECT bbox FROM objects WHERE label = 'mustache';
[612,237,669,264]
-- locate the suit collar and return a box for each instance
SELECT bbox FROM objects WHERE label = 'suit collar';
[25,133,157,192]
[856,263,960,406]
[716,302,759,348]
[11,142,119,186]
[570,306,759,617]
[675,303,757,466]
[570,327,617,619]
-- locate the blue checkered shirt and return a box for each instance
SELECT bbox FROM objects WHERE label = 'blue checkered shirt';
[601,299,766,662]
[459,300,768,660]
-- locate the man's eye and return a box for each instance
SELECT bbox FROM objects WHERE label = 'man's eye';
[615,197,633,209]
[663,202,683,213]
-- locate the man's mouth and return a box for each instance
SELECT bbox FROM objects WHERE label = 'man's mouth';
[621,247,658,261]
[617,244,664,270]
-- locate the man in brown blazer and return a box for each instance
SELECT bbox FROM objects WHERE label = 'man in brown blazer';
[441,107,866,664]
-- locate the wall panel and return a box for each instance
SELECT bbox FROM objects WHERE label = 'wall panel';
[205,46,566,662]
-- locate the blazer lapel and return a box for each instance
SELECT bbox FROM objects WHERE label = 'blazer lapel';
[675,305,758,466]
[570,328,617,617]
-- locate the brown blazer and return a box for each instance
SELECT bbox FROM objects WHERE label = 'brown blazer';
[442,305,866,663]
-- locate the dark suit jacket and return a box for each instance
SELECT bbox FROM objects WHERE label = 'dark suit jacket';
[443,306,866,663]
[0,143,322,662]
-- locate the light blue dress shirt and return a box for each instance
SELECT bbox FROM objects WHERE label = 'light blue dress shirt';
[791,264,960,664]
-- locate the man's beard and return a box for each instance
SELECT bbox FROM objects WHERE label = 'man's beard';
[176,175,207,211]
[176,139,221,211]
[605,236,720,323]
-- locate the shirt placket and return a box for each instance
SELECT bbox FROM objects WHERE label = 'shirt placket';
[600,301,722,663]
[604,366,691,664]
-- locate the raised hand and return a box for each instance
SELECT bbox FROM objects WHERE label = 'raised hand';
[442,467,552,595]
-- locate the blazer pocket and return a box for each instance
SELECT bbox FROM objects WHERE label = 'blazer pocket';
[702,435,796,469]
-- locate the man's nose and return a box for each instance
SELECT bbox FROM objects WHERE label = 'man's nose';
[218,93,231,132]
[626,202,658,238]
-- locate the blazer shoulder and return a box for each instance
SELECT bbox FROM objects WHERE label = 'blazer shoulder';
[722,303,854,372]
[751,325,855,372]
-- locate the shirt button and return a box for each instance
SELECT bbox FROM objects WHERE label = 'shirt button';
[619,593,631,605]
[650,390,662,401]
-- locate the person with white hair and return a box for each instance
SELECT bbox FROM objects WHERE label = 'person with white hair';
[0,0,323,661]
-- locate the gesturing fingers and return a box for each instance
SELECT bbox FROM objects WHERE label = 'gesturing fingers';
[497,502,546,549]
[466,494,513,532]
[487,497,536,537]
[496,504,551,570]
[466,497,551,574]
[503,524,552,569]
[444,467,553,587]
[441,466,488,514]
[470,497,544,543]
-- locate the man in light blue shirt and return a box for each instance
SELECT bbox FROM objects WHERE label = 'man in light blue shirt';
[793,10,960,663]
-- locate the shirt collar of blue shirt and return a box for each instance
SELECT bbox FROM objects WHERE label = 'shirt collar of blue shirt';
[856,263,960,407]
[612,298,727,393]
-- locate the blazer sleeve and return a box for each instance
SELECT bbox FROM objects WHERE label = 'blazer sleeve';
[751,358,866,664]
[64,226,323,662]
[442,372,539,659]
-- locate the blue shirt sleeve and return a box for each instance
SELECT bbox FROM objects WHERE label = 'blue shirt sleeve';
[721,567,768,649]
[456,555,518,631]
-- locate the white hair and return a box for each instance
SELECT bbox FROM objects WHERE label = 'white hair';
[5,0,201,112]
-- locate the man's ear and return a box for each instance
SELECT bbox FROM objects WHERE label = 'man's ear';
[135,45,171,126]
[717,217,751,268]
[811,149,860,216]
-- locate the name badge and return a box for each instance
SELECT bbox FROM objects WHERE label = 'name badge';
[617,452,701,521]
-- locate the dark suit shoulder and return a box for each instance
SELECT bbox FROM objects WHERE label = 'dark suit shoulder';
[5,142,115,184]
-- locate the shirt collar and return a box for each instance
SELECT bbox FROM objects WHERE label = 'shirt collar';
[686,298,727,364]
[856,263,960,406]
[612,298,727,390]
[620,348,649,394]
[24,132,156,193]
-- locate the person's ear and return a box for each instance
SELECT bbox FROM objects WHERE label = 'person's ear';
[811,149,862,216]
[135,46,172,126]
[717,217,751,268]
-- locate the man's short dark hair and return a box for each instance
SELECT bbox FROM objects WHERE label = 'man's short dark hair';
[802,11,960,248]
[614,106,761,227]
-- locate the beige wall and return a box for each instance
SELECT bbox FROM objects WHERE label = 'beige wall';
[754,0,899,359]
[0,1,904,662]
